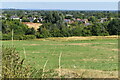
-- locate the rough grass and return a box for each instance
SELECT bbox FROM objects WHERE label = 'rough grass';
[2,36,118,78]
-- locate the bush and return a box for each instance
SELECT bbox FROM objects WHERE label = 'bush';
[2,34,36,40]
[22,35,36,40]
[35,33,44,38]
[2,47,57,78]
[2,34,11,40]
[2,47,31,78]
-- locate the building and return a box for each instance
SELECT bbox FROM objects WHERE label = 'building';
[10,16,20,20]
[100,18,108,23]
[28,17,34,22]
[76,18,88,23]
[66,14,73,17]
[64,19,71,23]
[0,15,7,19]
[38,17,43,22]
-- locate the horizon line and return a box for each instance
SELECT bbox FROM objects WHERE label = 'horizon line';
[1,8,118,11]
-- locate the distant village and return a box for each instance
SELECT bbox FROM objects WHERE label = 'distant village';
[0,12,113,26]
[1,10,119,39]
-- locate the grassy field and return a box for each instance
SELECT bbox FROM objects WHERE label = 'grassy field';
[2,36,118,78]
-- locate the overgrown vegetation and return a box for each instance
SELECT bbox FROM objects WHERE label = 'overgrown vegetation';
[2,47,31,78]
[2,46,62,78]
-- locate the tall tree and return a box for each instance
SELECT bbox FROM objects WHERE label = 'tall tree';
[107,19,120,35]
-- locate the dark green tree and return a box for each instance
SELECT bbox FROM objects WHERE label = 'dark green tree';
[91,23,109,36]
[107,19,120,35]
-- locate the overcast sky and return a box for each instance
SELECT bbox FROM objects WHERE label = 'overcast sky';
[0,0,119,10]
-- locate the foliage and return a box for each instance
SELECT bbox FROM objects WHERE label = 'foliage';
[91,23,109,36]
[25,27,36,35]
[2,46,59,78]
[88,16,97,22]
[45,11,64,24]
[2,34,36,40]
[2,47,31,78]
[107,19,120,35]
[2,20,28,35]
[22,17,30,22]
[2,9,119,39]
[33,19,38,23]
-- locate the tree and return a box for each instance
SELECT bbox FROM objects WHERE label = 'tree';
[33,19,38,23]
[91,23,109,36]
[37,24,50,38]
[50,24,62,37]
[81,26,92,36]
[2,20,28,35]
[45,11,64,24]
[88,16,97,23]
[107,19,120,35]
[65,16,72,19]
[72,26,83,36]
[25,27,36,35]
[22,17,30,22]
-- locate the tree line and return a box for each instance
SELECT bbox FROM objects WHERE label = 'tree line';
[1,10,120,40]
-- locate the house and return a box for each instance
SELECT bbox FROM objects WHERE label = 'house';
[38,18,43,22]
[28,17,34,22]
[0,15,4,18]
[64,19,71,22]
[0,15,7,19]
[72,18,76,21]
[100,18,108,23]
[24,12,27,15]
[76,18,82,21]
[10,16,20,20]
[76,18,88,23]
[20,19,22,22]
[85,23,91,26]
[83,19,88,23]
[66,14,73,17]
[64,19,71,23]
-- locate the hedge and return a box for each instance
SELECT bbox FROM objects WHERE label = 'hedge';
[2,34,36,40]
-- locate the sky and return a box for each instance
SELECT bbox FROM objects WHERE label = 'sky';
[0,0,120,2]
[0,1,119,10]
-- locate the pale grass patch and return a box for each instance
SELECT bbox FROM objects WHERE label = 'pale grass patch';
[55,69,118,78]
[45,35,118,41]
[22,22,42,31]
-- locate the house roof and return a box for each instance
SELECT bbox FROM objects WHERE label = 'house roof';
[101,18,107,20]
[85,23,91,26]
[0,15,5,17]
[11,16,19,19]
[66,14,73,16]
[64,19,71,22]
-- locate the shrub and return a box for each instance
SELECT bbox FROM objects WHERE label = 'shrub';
[2,47,31,78]
[2,34,36,40]
[2,47,57,78]
[23,35,36,40]
[2,34,11,40]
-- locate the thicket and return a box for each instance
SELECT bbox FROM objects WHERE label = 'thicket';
[2,47,32,78]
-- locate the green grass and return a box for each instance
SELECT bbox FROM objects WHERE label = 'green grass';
[2,38,118,71]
